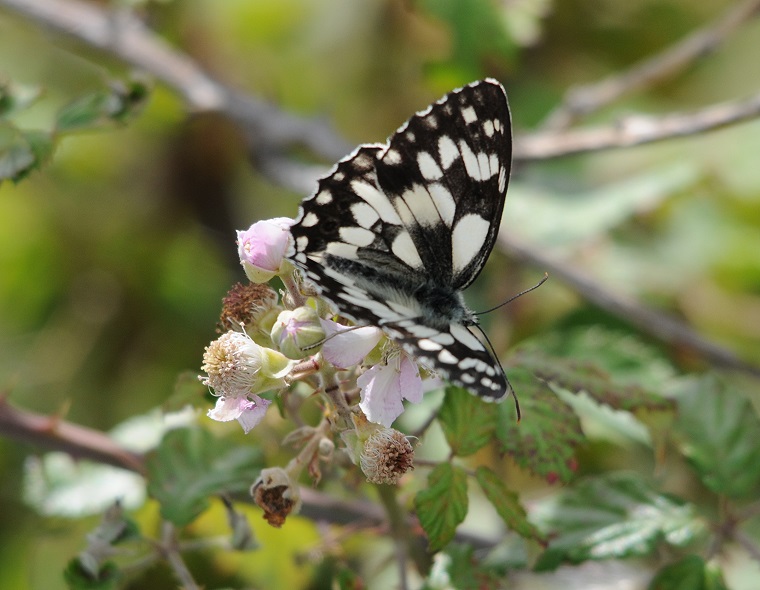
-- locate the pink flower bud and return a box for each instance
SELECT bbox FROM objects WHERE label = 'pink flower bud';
[237,217,294,283]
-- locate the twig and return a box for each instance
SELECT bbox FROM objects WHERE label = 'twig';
[499,235,760,379]
[516,90,760,160]
[0,395,146,474]
[0,0,352,161]
[160,522,201,590]
[4,0,760,166]
[542,0,760,129]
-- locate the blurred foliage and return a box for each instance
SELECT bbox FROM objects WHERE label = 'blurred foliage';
[1,0,760,589]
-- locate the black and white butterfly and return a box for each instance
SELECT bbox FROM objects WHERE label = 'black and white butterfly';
[288,79,512,401]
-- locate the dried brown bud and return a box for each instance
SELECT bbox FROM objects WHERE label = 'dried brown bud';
[217,282,278,333]
[250,467,301,528]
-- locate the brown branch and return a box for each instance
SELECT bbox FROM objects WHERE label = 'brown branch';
[516,90,760,160]
[542,0,760,129]
[0,395,146,474]
[0,0,352,162]
[5,0,760,168]
[499,235,760,379]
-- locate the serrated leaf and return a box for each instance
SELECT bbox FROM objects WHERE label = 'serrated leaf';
[648,555,729,590]
[145,427,264,526]
[495,368,582,483]
[63,560,119,590]
[56,79,149,133]
[437,386,497,456]
[674,375,760,498]
[533,472,704,571]
[514,338,674,415]
[475,466,544,542]
[414,463,468,551]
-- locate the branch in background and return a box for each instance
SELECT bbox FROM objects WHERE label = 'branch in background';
[500,235,760,380]
[0,0,352,162]
[541,0,760,129]
[0,395,498,549]
[0,395,146,473]
[2,0,759,380]
[516,91,760,160]
[3,0,760,166]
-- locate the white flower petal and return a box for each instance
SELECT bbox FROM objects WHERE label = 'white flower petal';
[321,319,382,369]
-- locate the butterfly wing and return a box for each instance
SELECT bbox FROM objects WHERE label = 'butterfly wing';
[289,79,512,400]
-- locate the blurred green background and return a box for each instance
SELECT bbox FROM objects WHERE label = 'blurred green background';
[1,0,759,587]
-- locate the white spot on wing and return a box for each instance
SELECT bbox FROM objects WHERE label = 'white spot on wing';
[428,183,456,226]
[417,152,443,180]
[325,241,358,259]
[418,339,442,351]
[384,149,402,165]
[315,190,333,205]
[391,231,423,269]
[402,184,442,227]
[339,226,375,247]
[450,324,483,351]
[438,349,458,364]
[351,202,379,228]
[459,140,481,181]
[483,120,495,137]
[461,106,477,124]
[438,135,459,169]
[451,213,490,273]
[301,212,319,227]
[350,180,402,224]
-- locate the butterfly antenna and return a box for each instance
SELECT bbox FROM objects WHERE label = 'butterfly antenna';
[302,323,369,351]
[475,272,549,317]
[472,324,521,422]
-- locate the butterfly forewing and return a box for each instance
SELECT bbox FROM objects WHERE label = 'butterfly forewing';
[289,79,512,400]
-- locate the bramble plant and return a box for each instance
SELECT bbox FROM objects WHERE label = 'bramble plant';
[4,2,760,589]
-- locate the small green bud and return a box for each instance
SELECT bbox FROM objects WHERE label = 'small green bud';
[270,306,326,359]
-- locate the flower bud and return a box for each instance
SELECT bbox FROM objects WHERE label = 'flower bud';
[237,218,294,283]
[251,467,301,527]
[270,306,326,359]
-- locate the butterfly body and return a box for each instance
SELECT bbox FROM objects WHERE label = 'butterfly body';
[289,79,512,400]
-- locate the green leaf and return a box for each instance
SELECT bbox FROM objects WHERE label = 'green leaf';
[495,368,583,483]
[0,123,54,182]
[0,80,43,118]
[533,472,704,571]
[437,386,497,456]
[514,328,675,414]
[420,0,517,79]
[63,560,119,590]
[145,427,264,526]
[414,463,468,551]
[420,544,501,590]
[674,375,760,498]
[475,466,544,542]
[648,555,729,590]
[55,79,150,133]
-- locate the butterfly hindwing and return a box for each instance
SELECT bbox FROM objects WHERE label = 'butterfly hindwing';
[289,79,512,400]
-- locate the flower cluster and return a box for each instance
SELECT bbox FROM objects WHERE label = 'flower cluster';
[199,217,426,514]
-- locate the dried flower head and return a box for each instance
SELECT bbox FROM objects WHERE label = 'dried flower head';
[217,282,279,334]
[360,427,414,485]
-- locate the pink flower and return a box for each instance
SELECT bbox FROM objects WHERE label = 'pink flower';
[237,217,294,283]
[207,394,272,434]
[358,353,423,427]
[320,319,382,369]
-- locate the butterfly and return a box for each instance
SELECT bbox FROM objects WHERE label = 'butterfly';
[288,79,513,401]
